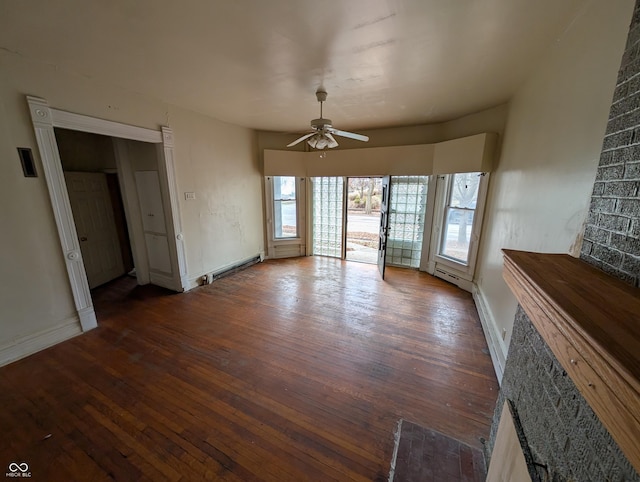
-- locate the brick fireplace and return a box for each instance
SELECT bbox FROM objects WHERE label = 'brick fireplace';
[487,1,640,480]
[489,306,638,481]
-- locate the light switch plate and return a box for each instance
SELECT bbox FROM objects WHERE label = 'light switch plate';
[184,192,196,200]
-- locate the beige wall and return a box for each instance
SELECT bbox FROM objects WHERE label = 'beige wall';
[0,50,263,361]
[170,107,263,279]
[475,0,634,357]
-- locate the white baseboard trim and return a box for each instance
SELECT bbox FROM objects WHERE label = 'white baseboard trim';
[472,284,507,384]
[78,306,98,331]
[0,317,83,367]
[185,254,262,291]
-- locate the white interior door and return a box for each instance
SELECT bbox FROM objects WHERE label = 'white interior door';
[65,171,125,288]
[134,170,174,280]
[135,170,167,234]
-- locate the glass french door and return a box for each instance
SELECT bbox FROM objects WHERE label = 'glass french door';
[311,176,433,277]
[377,176,391,279]
[385,176,430,268]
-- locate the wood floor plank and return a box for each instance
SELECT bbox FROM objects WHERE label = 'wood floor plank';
[0,257,498,481]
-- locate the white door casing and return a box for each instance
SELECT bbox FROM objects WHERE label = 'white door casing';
[64,171,125,288]
[27,96,188,332]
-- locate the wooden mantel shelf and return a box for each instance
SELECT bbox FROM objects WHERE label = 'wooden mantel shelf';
[502,250,640,474]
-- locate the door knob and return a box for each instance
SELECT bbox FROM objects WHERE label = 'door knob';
[80,236,88,241]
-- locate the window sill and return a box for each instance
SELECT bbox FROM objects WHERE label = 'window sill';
[434,254,470,273]
[271,237,302,245]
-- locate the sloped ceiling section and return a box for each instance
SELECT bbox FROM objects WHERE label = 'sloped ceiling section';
[1,0,585,132]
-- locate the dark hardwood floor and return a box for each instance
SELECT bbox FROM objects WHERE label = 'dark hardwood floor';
[0,257,498,481]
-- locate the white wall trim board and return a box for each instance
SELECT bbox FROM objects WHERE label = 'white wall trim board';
[473,284,507,384]
[51,108,162,143]
[0,317,82,367]
[27,96,98,332]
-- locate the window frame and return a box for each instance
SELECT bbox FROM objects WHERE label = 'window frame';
[438,173,480,266]
[428,172,490,284]
[273,175,298,239]
[264,176,306,259]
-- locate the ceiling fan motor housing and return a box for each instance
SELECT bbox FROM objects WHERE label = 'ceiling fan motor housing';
[311,118,332,130]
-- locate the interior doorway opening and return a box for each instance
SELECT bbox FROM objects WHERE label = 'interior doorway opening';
[346,177,382,264]
[54,127,179,297]
[56,128,135,289]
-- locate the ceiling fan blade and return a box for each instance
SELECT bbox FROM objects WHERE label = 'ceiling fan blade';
[325,133,339,148]
[328,128,369,142]
[287,132,315,147]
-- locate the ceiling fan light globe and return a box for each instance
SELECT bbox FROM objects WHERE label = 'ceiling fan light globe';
[315,137,329,150]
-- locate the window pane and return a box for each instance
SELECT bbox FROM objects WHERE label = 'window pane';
[274,176,297,238]
[441,208,474,263]
[450,172,480,208]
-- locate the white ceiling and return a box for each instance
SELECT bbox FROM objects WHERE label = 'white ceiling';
[1,0,586,132]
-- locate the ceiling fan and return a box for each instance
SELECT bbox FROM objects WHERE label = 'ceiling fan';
[287,89,369,150]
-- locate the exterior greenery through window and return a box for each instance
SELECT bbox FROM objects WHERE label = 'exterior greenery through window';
[273,176,297,238]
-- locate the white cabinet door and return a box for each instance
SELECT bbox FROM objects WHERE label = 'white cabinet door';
[65,171,125,288]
